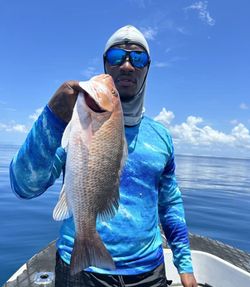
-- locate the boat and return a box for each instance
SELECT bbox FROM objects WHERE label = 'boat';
[3,233,250,287]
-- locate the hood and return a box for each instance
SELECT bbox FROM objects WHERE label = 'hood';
[104,25,150,126]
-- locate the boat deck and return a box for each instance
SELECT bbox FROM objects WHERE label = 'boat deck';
[4,234,250,287]
[163,233,250,273]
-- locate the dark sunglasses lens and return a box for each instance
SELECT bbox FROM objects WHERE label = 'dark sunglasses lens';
[130,51,149,68]
[106,49,126,66]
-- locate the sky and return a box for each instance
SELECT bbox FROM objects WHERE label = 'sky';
[0,0,249,158]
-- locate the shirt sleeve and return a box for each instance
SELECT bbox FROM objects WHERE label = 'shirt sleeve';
[158,136,193,274]
[9,105,67,199]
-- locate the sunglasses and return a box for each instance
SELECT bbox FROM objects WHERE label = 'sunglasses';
[104,48,150,68]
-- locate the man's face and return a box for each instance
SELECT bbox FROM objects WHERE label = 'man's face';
[104,44,149,101]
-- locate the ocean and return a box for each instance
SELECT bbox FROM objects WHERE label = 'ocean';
[0,143,250,285]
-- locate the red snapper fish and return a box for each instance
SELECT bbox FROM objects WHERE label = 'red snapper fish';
[53,74,127,275]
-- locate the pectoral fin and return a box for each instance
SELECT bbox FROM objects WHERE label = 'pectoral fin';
[53,184,72,221]
[61,121,72,150]
[121,137,128,170]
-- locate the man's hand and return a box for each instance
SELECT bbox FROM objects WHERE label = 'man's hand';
[179,273,197,287]
[48,81,83,123]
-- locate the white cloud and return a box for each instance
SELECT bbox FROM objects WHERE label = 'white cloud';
[185,1,215,26]
[0,107,45,135]
[153,61,169,68]
[140,26,157,40]
[80,57,101,80]
[240,103,249,110]
[12,124,27,133]
[232,123,250,146]
[186,115,203,126]
[201,126,234,145]
[81,66,97,79]
[154,108,250,152]
[154,108,174,126]
[0,122,28,133]
[153,56,186,69]
[29,107,43,121]
[0,101,16,112]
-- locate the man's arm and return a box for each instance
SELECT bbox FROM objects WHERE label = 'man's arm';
[9,105,67,198]
[9,80,83,199]
[158,137,197,287]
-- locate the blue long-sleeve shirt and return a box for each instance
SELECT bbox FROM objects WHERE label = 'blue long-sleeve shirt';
[9,105,193,275]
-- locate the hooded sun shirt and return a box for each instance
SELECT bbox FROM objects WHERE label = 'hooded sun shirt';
[104,25,150,127]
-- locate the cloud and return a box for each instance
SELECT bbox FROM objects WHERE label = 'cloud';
[185,1,215,26]
[80,57,102,80]
[232,124,250,148]
[29,107,43,121]
[154,108,175,125]
[240,103,249,110]
[153,56,186,69]
[153,61,169,68]
[140,26,157,40]
[12,124,28,133]
[154,108,250,151]
[81,66,97,79]
[0,107,45,134]
[0,101,16,112]
[0,122,28,133]
[176,27,190,35]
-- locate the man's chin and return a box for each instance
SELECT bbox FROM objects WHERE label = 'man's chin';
[118,92,137,102]
[117,86,138,99]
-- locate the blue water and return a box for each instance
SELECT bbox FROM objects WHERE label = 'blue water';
[0,144,250,285]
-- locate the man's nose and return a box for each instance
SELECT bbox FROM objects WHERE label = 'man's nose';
[120,56,135,72]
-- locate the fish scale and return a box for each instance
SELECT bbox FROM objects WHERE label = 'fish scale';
[85,118,122,217]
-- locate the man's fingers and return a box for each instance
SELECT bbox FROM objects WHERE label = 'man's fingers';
[48,80,83,123]
[65,80,84,94]
[65,83,75,91]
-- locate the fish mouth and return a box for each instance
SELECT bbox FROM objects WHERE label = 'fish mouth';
[84,92,107,113]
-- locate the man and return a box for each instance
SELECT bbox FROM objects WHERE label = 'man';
[10,25,197,287]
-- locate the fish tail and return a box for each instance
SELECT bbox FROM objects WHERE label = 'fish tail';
[70,231,115,275]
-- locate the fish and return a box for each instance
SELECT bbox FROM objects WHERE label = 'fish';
[53,74,127,275]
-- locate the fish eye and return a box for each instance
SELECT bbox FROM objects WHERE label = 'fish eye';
[111,89,118,97]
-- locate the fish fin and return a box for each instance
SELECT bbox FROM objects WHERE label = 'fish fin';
[120,137,128,171]
[70,231,115,275]
[53,184,72,221]
[97,193,119,222]
[61,121,72,150]
[79,81,94,100]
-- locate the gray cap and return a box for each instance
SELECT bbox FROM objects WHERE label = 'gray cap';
[104,25,150,55]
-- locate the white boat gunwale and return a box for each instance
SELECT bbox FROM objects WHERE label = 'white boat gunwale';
[4,234,250,287]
